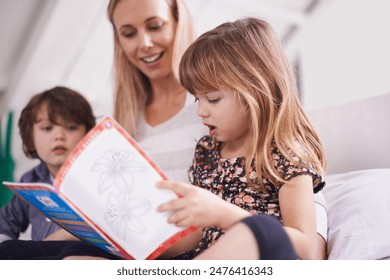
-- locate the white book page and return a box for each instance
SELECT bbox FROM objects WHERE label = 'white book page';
[59,124,183,259]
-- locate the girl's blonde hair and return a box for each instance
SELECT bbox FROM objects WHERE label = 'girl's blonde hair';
[179,17,327,187]
[107,0,195,135]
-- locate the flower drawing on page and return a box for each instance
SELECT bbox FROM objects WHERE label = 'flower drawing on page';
[91,149,148,194]
[105,193,152,239]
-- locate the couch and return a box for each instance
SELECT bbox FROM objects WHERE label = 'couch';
[307,92,390,259]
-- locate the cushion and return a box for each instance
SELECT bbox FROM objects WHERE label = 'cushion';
[323,169,390,259]
[307,92,390,174]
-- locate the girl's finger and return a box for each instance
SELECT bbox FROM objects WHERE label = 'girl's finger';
[156,196,187,212]
[167,208,188,225]
[156,180,190,196]
[175,216,193,228]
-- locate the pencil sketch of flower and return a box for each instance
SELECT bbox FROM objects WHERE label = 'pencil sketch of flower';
[105,193,151,239]
[91,149,148,194]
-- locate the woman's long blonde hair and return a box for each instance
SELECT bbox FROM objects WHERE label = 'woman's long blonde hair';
[179,17,327,187]
[107,0,195,135]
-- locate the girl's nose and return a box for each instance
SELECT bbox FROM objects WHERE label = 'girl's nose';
[197,102,209,118]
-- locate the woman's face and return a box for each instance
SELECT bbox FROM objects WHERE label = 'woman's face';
[112,0,177,81]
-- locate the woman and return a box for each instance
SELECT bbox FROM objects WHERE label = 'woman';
[109,0,206,183]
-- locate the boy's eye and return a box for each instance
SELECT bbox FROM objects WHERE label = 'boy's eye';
[66,124,80,131]
[41,126,52,132]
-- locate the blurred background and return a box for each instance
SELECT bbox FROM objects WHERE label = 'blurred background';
[0,0,389,187]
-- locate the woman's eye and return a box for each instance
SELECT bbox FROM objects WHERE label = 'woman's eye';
[123,31,135,38]
[148,22,164,31]
[149,25,162,31]
[120,28,136,39]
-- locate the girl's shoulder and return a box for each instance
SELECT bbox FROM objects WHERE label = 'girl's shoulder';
[270,142,324,192]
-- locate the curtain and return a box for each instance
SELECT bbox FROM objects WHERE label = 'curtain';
[0,111,15,207]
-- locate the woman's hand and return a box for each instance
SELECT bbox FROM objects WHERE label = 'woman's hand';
[156,180,249,229]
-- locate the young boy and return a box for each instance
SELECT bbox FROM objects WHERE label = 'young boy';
[0,86,95,243]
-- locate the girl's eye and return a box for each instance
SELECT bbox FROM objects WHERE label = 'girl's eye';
[193,97,199,103]
[208,98,220,104]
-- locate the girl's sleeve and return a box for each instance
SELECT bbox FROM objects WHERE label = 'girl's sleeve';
[272,146,325,193]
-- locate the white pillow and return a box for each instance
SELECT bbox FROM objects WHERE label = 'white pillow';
[323,169,390,259]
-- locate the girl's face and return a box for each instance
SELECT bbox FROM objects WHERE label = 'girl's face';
[195,89,251,155]
[32,104,87,177]
[112,0,176,81]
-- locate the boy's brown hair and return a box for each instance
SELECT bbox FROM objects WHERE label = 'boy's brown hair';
[18,86,96,158]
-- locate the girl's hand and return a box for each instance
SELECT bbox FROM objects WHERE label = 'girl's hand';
[156,180,249,229]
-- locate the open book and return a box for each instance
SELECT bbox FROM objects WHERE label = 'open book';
[3,115,195,260]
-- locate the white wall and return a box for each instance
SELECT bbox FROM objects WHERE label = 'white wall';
[300,0,390,109]
[5,0,114,180]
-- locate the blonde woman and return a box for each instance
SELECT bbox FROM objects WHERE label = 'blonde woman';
[108,0,206,183]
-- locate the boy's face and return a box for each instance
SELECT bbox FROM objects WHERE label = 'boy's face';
[32,104,87,177]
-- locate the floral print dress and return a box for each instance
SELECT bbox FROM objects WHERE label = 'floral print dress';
[170,135,324,259]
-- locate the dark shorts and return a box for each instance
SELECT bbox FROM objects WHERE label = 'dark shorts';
[240,214,297,260]
[0,240,121,260]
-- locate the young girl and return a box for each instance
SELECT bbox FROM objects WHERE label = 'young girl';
[156,17,327,260]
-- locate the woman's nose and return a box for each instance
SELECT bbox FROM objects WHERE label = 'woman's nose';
[139,31,153,51]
